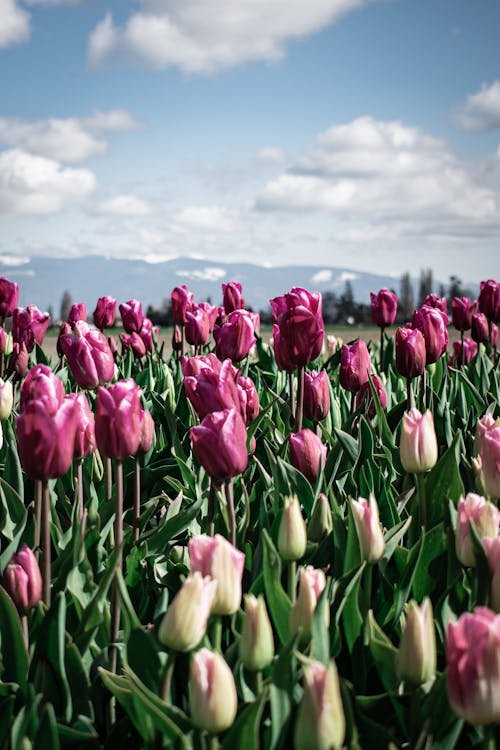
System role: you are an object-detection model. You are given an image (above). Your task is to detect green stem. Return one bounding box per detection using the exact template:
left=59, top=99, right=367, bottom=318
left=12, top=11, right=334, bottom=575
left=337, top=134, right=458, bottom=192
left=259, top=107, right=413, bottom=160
left=406, top=377, right=414, bottom=411
left=288, top=560, right=297, bottom=604
left=415, top=472, right=427, bottom=530
left=255, top=670, right=264, bottom=696
left=361, top=564, right=373, bottom=622
left=224, top=479, right=236, bottom=547
left=211, top=616, right=223, bottom=652
left=288, top=371, right=295, bottom=423
left=110, top=459, right=124, bottom=674
left=209, top=736, right=220, bottom=750
left=207, top=480, right=217, bottom=536
left=482, top=725, right=496, bottom=750
left=132, top=457, right=140, bottom=544
left=41, top=480, right=51, bottom=608
left=75, top=458, right=83, bottom=523
left=34, top=479, right=42, bottom=550
left=294, top=366, right=304, bottom=432
left=379, top=327, right=385, bottom=372
left=105, top=457, right=113, bottom=502
left=160, top=651, right=176, bottom=703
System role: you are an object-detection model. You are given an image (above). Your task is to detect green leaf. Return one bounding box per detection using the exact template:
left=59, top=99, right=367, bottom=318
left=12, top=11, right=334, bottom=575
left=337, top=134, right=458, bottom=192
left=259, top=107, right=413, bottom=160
left=35, top=703, right=60, bottom=750
left=334, top=428, right=359, bottom=465
left=0, top=479, right=27, bottom=574
left=142, top=495, right=203, bottom=553
left=262, top=529, right=292, bottom=646
left=126, top=628, right=162, bottom=692
left=310, top=585, right=330, bottom=665
left=426, top=432, right=464, bottom=528
left=270, top=634, right=299, bottom=750
left=1, top=420, right=24, bottom=502
left=222, top=692, right=266, bottom=750
left=0, top=586, right=28, bottom=696
left=366, top=611, right=398, bottom=692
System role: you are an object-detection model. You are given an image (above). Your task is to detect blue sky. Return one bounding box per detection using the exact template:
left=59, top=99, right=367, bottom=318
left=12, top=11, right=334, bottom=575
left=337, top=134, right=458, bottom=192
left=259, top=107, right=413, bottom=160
left=1, top=0, right=499, bottom=287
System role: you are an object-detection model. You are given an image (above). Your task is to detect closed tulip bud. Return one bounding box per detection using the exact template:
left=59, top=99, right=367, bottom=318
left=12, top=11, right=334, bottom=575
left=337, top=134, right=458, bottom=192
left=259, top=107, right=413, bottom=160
left=270, top=287, right=324, bottom=370
left=478, top=279, right=500, bottom=323
left=185, top=306, right=210, bottom=346
left=479, top=427, right=500, bottom=500
left=158, top=572, right=218, bottom=652
left=184, top=358, right=241, bottom=420
left=188, top=534, right=245, bottom=615
left=172, top=324, right=183, bottom=351
left=93, top=296, right=116, bottom=330
left=423, top=294, right=449, bottom=324
left=0, top=378, right=13, bottom=420
left=483, top=538, right=500, bottom=613
left=446, top=607, right=500, bottom=725
left=474, top=414, right=500, bottom=457
left=214, top=310, right=255, bottom=363
left=395, top=327, right=426, bottom=379
left=412, top=306, right=448, bottom=364
left=290, top=566, right=328, bottom=642
left=289, top=429, right=327, bottom=485
left=278, top=495, right=307, bottom=561
left=95, top=379, right=142, bottom=459
left=20, top=364, right=65, bottom=415
left=189, top=649, right=238, bottom=734
left=355, top=373, right=387, bottom=416
left=12, top=305, right=50, bottom=352
left=400, top=408, right=438, bottom=474
left=60, top=321, right=115, bottom=389
left=294, top=659, right=345, bottom=750
left=339, top=341, right=371, bottom=393
left=222, top=281, right=245, bottom=315
left=120, top=331, right=147, bottom=358
left=119, top=299, right=144, bottom=334
left=68, top=302, right=87, bottom=327
left=492, top=323, right=498, bottom=348
left=396, top=598, right=436, bottom=685
left=303, top=370, right=330, bottom=421
left=8, top=342, right=29, bottom=378
left=138, top=409, right=154, bottom=454
left=471, top=312, right=489, bottom=344
left=67, top=392, right=96, bottom=459
left=0, top=276, right=19, bottom=319
left=236, top=375, right=259, bottom=425
left=455, top=493, right=500, bottom=567
left=2, top=545, right=42, bottom=612
left=351, top=494, right=385, bottom=564
left=171, top=285, right=194, bottom=325
left=239, top=594, right=275, bottom=671
left=449, top=338, right=477, bottom=368
left=370, top=288, right=398, bottom=328
left=452, top=297, right=477, bottom=331
left=308, top=493, right=333, bottom=543
left=191, top=408, right=248, bottom=480
left=0, top=327, right=6, bottom=354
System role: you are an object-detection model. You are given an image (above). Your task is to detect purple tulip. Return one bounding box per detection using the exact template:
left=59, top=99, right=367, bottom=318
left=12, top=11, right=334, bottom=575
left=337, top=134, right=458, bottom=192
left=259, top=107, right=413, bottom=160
left=452, top=297, right=477, bottom=332
left=16, top=395, right=79, bottom=479
left=370, top=288, right=398, bottom=328
left=190, top=408, right=248, bottom=480
left=0, top=277, right=19, bottom=320
left=138, top=409, right=155, bottom=454
left=171, top=285, right=194, bottom=325
left=412, top=306, right=448, bottom=364
left=8, top=342, right=29, bottom=378
left=20, top=364, right=65, bottom=416
left=12, top=305, right=50, bottom=352
left=121, top=331, right=147, bottom=358
left=66, top=392, right=96, bottom=459
left=139, top=317, right=154, bottom=352
left=0, top=327, right=6, bottom=354
left=185, top=306, right=211, bottom=346
left=93, top=296, right=117, bottom=330
left=60, top=321, right=115, bottom=389
left=339, top=341, right=372, bottom=393
left=236, top=375, right=260, bottom=425
left=355, top=374, right=387, bottom=416
left=270, top=287, right=324, bottom=370
left=184, top=358, right=241, bottom=420
left=222, top=282, right=245, bottom=315
left=478, top=279, right=500, bottom=323
left=395, top=327, right=426, bottom=378
left=197, top=301, right=219, bottom=332
left=95, top=379, right=142, bottom=460
left=181, top=352, right=224, bottom=378
left=68, top=302, right=87, bottom=327
left=493, top=323, right=498, bottom=348
left=471, top=312, right=489, bottom=344
left=303, top=370, right=330, bottom=421
left=449, top=338, right=478, bottom=368
left=289, top=429, right=327, bottom=484
left=213, top=310, right=256, bottom=363
left=2, top=545, right=42, bottom=612
left=119, top=299, right=144, bottom=334
left=422, top=294, right=449, bottom=325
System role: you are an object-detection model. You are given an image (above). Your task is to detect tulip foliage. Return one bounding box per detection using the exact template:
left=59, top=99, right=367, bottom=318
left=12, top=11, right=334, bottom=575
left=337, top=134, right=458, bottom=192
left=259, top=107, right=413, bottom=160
left=0, top=274, right=499, bottom=749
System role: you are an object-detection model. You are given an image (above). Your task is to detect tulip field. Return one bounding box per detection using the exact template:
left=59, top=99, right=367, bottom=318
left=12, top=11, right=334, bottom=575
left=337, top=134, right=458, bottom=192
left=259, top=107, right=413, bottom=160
left=0, top=277, right=500, bottom=749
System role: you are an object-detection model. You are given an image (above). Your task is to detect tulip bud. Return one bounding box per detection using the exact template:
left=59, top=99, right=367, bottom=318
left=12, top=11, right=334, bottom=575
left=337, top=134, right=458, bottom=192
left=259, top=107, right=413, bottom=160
left=478, top=279, right=500, bottom=323
left=412, top=306, right=448, bottom=364
left=471, top=312, right=489, bottom=344
left=185, top=306, right=210, bottom=347
left=189, top=648, right=238, bottom=734
left=68, top=302, right=87, bottom=327
left=222, top=281, right=245, bottom=315
left=213, top=310, right=256, bottom=363
left=158, top=572, right=218, bottom=652
left=119, top=299, right=144, bottom=334
left=307, top=493, right=333, bottom=543
left=452, top=297, right=477, bottom=332
left=294, top=659, right=345, bottom=750
left=289, top=566, right=328, bottom=642
left=93, top=296, right=117, bottom=330
left=67, top=392, right=96, bottom=459
left=483, top=538, right=500, bottom=613
left=303, top=370, right=330, bottom=421
left=190, top=408, right=248, bottom=481
left=237, top=375, right=260, bottom=425
left=351, top=494, right=385, bottom=564
left=396, top=598, right=436, bottom=685
left=395, top=327, right=426, bottom=379
left=0, top=378, right=13, bottom=420
left=479, top=427, right=500, bottom=500
left=171, top=285, right=194, bottom=325
left=138, top=409, right=154, bottom=454
left=270, top=287, right=324, bottom=370
left=239, top=594, right=275, bottom=671
left=0, top=276, right=19, bottom=319
left=2, top=545, right=42, bottom=612
left=278, top=495, right=307, bottom=561
left=289, top=429, right=327, bottom=485
left=172, top=324, right=183, bottom=351
left=370, top=288, right=398, bottom=328
left=8, top=342, right=29, bottom=378
left=339, top=341, right=371, bottom=393
left=188, top=534, right=245, bottom=616
left=423, top=293, right=449, bottom=323
left=400, top=408, right=438, bottom=474
left=455, top=493, right=500, bottom=567
left=95, top=379, right=142, bottom=460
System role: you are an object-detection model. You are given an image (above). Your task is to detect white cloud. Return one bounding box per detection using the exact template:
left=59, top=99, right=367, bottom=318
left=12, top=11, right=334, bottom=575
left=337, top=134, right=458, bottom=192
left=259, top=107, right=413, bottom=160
left=172, top=205, right=242, bottom=232
left=255, top=116, right=500, bottom=242
left=24, top=0, right=80, bottom=5
left=177, top=267, right=226, bottom=282
left=257, top=146, right=287, bottom=163
left=0, top=110, right=141, bottom=163
left=0, top=0, right=31, bottom=48
left=98, top=194, right=153, bottom=216
left=0, top=149, right=96, bottom=215
left=88, top=0, right=367, bottom=73
left=311, top=269, right=332, bottom=283
left=0, top=254, right=30, bottom=266
left=456, top=80, right=500, bottom=130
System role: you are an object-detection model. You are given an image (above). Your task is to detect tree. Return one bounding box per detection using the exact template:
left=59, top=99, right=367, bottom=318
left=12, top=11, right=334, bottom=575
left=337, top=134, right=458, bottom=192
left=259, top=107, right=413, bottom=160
left=59, top=290, right=72, bottom=323
left=418, top=268, right=433, bottom=307
left=399, top=272, right=415, bottom=321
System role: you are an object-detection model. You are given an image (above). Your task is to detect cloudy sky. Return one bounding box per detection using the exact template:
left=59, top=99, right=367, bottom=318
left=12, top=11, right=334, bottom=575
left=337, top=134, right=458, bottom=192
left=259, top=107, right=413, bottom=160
left=1, top=0, right=499, bottom=285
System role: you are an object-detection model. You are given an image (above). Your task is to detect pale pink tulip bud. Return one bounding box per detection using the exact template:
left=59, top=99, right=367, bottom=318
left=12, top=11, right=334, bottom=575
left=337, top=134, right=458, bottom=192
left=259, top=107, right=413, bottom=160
left=294, top=659, right=345, bottom=750
left=188, top=534, right=245, bottom=616
left=479, top=427, right=500, bottom=500
left=289, top=566, right=329, bottom=643
left=189, top=648, right=238, bottom=734
left=455, top=493, right=500, bottom=567
left=396, top=598, right=436, bottom=685
left=239, top=594, right=275, bottom=671
left=474, top=414, right=500, bottom=457
left=483, top=538, right=500, bottom=613
left=400, top=408, right=438, bottom=473
left=0, top=378, right=13, bottom=420
left=351, top=494, right=385, bottom=564
left=2, top=545, right=42, bottom=612
left=278, top=495, right=307, bottom=561
left=158, top=572, right=218, bottom=652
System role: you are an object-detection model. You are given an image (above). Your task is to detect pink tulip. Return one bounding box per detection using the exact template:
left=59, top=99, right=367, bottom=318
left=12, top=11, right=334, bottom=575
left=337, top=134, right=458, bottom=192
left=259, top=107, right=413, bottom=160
left=158, top=573, right=218, bottom=652
left=474, top=414, right=500, bottom=458
left=483, top=538, right=500, bottom=613
left=119, top=299, right=144, bottom=334
left=12, top=305, right=50, bottom=352
left=478, top=279, right=500, bottom=323
left=222, top=281, right=245, bottom=315
left=289, top=565, right=328, bottom=641
left=395, top=327, right=426, bottom=378
left=139, top=317, right=154, bottom=352
left=20, top=364, right=65, bottom=416
left=0, top=327, right=6, bottom=354
left=351, top=494, right=385, bottom=563
left=412, top=306, right=448, bottom=364
left=303, top=370, right=330, bottom=421
left=2, top=545, right=42, bottom=612
left=422, top=294, right=449, bottom=324
left=95, top=379, right=142, bottom=460
left=477, top=427, right=500, bottom=500
left=185, top=306, right=210, bottom=346
left=270, top=287, right=324, bottom=370
left=455, top=493, right=500, bottom=567
left=400, top=408, right=438, bottom=474
left=190, top=408, right=248, bottom=480
left=189, top=534, right=245, bottom=615
left=8, top=342, right=29, bottom=378
left=121, top=331, right=147, bottom=358
left=93, top=296, right=117, bottom=330
left=452, top=297, right=477, bottom=332
left=237, top=374, right=260, bottom=425
left=492, top=323, right=498, bottom=348
left=0, top=276, right=19, bottom=319
left=213, top=309, right=255, bottom=363
left=446, top=607, right=500, bottom=725
left=67, top=392, right=96, bottom=459
left=355, top=373, right=387, bottom=416
left=448, top=338, right=477, bottom=368
left=339, top=341, right=371, bottom=393
left=184, top=358, right=241, bottom=420
left=370, top=288, right=398, bottom=328
left=171, top=285, right=194, bottom=325
left=197, top=301, right=219, bottom=332
left=68, top=302, right=87, bottom=327
left=189, top=649, right=238, bottom=733
left=471, top=312, right=489, bottom=344
left=59, top=321, right=115, bottom=389
left=181, top=353, right=223, bottom=378
left=138, top=409, right=155, bottom=454
left=289, top=428, right=327, bottom=484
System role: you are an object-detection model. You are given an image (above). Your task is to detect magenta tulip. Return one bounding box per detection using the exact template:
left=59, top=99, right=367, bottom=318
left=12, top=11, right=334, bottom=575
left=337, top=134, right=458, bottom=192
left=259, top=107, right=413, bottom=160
left=8, top=342, right=28, bottom=378
left=422, top=294, right=449, bottom=324
left=60, top=321, right=115, bottom=389
left=184, top=358, right=241, bottom=420
left=303, top=370, right=330, bottom=421
left=448, top=338, right=477, bottom=368
left=119, top=299, right=144, bottom=334
left=93, top=296, right=116, bottom=330
left=181, top=353, right=223, bottom=378
left=289, top=428, right=327, bottom=484
left=213, top=310, right=255, bottom=363
left=12, top=305, right=50, bottom=352
left=68, top=302, right=87, bottom=327
left=185, top=306, right=210, bottom=346
left=478, top=279, right=500, bottom=323
left=222, top=281, right=245, bottom=315
left=95, top=379, right=142, bottom=460
left=339, top=341, right=371, bottom=393
left=370, top=288, right=398, bottom=328
left=121, top=331, right=147, bottom=358
left=471, top=312, right=489, bottom=344
left=412, top=306, right=448, bottom=364
left=2, top=545, right=42, bottom=612
left=237, top=375, right=260, bottom=425
left=171, top=285, right=194, bottom=325
left=138, top=317, right=154, bottom=352
left=67, top=392, right=96, bottom=459
left=355, top=374, right=387, bottom=416
left=0, top=277, right=19, bottom=320
left=492, top=323, right=498, bottom=348
left=0, top=327, right=6, bottom=354
left=452, top=297, right=477, bottom=332
left=20, top=364, right=65, bottom=416
left=395, top=327, right=426, bottom=378
left=138, top=409, right=155, bottom=454
left=270, top=287, right=324, bottom=370
left=190, top=408, right=248, bottom=480
left=197, top=301, right=219, bottom=332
